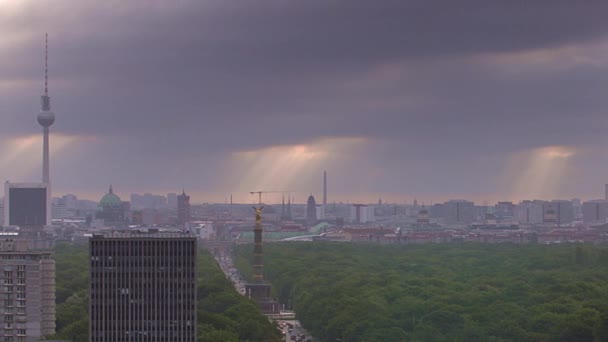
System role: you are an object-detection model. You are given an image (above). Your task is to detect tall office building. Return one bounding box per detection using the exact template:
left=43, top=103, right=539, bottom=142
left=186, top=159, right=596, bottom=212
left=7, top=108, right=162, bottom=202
left=582, top=200, right=608, bottom=224
left=545, top=200, right=575, bottom=226
left=0, top=237, right=55, bottom=341
left=514, top=200, right=544, bottom=225
left=350, top=204, right=375, bottom=223
left=177, top=190, right=191, bottom=225
left=167, top=193, right=178, bottom=208
left=315, top=205, right=325, bottom=220
left=444, top=200, right=475, bottom=225
left=89, top=230, right=197, bottom=342
left=4, top=182, right=49, bottom=229
left=0, top=198, right=4, bottom=227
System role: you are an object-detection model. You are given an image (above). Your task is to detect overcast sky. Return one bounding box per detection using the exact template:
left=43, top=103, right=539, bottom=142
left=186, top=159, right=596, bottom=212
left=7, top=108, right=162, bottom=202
left=2, top=1, right=608, bottom=204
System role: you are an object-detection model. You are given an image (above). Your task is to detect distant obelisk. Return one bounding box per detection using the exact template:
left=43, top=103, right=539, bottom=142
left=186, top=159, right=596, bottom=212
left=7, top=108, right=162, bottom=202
left=38, top=34, right=55, bottom=226
left=323, top=170, right=327, bottom=207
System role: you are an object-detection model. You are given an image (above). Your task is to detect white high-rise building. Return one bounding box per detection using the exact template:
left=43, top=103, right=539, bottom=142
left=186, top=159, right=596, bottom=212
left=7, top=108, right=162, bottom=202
left=546, top=200, right=575, bottom=226
left=316, top=204, right=325, bottom=220
left=350, top=204, right=374, bottom=223
left=514, top=200, right=545, bottom=225
left=443, top=200, right=475, bottom=225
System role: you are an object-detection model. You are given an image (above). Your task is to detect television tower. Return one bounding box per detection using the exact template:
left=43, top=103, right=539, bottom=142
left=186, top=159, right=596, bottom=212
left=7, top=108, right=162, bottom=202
left=38, top=33, right=55, bottom=184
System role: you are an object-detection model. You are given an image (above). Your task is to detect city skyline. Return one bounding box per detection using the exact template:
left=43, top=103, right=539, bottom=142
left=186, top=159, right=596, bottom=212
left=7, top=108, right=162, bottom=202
left=3, top=2, right=608, bottom=202
left=33, top=186, right=608, bottom=207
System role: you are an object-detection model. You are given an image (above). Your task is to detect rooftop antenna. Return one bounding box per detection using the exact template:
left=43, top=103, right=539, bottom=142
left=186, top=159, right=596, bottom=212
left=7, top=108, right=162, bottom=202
left=41, top=33, right=50, bottom=111
left=44, top=34, right=48, bottom=94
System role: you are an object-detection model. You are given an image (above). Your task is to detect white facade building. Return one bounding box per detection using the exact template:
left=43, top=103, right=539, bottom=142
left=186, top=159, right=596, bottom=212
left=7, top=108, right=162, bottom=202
left=514, top=200, right=545, bottom=225
left=316, top=205, right=325, bottom=220
left=350, top=205, right=375, bottom=223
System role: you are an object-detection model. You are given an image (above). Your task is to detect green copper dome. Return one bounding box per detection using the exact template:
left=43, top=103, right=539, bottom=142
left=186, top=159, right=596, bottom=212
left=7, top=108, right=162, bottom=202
left=99, top=185, right=122, bottom=207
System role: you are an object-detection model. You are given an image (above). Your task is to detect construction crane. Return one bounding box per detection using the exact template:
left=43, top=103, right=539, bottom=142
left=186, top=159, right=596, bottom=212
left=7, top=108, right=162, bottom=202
left=249, top=190, right=292, bottom=208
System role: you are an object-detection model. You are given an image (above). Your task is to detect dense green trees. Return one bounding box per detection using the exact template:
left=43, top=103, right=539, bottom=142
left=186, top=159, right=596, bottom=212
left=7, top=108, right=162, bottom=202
left=235, top=242, right=608, bottom=341
left=196, top=249, right=281, bottom=342
left=47, top=243, right=280, bottom=342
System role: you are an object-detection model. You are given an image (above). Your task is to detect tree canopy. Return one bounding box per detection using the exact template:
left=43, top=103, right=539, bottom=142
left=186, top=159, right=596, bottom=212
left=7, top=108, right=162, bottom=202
left=235, top=242, right=608, bottom=341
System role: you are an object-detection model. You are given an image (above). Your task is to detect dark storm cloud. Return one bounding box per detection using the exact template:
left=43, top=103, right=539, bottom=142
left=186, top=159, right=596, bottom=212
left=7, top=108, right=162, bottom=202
left=3, top=0, right=608, bottom=200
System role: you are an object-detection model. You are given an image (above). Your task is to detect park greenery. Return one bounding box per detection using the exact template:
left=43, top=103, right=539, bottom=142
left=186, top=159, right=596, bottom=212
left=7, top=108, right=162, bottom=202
left=46, top=242, right=280, bottom=342
left=235, top=242, right=608, bottom=341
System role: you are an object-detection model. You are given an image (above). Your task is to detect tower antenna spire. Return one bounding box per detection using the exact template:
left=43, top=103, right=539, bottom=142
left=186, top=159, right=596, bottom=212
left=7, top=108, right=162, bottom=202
left=45, top=33, right=48, bottom=96
left=41, top=33, right=51, bottom=112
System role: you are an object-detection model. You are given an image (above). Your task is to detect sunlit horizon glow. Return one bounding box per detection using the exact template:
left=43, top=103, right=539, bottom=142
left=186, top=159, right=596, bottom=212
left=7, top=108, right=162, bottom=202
left=51, top=143, right=600, bottom=205
left=501, top=145, right=576, bottom=201
left=0, top=133, right=96, bottom=183
left=229, top=137, right=367, bottom=196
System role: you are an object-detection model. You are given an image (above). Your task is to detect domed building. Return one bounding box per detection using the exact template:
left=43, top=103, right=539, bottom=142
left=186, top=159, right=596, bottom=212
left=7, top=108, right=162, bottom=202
left=306, top=195, right=317, bottom=223
left=97, top=185, right=128, bottom=226
left=544, top=204, right=557, bottom=225
left=416, top=206, right=430, bottom=225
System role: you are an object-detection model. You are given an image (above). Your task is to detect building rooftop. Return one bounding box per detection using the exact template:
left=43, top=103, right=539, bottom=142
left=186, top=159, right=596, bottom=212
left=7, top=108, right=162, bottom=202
left=91, top=229, right=195, bottom=240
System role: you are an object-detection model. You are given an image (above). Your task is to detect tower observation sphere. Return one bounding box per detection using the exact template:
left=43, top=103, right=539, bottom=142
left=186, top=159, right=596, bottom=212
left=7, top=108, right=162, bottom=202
left=38, top=111, right=55, bottom=128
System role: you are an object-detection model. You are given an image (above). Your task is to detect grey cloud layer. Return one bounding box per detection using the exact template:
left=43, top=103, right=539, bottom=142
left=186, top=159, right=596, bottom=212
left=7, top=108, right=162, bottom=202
left=2, top=1, right=608, bottom=199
